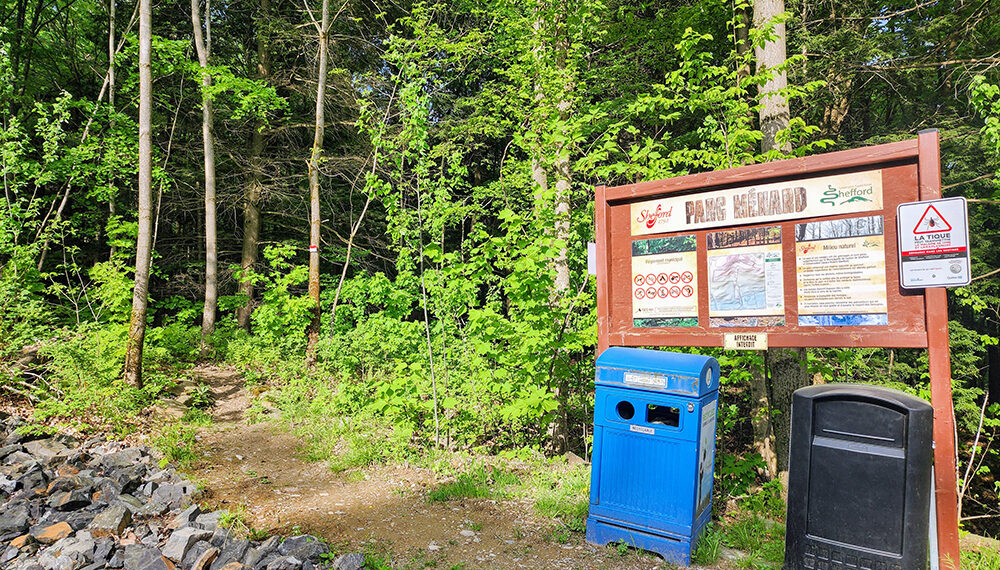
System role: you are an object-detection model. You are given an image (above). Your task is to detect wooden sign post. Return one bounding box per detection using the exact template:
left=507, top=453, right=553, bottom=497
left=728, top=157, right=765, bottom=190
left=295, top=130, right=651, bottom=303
left=595, top=130, right=961, bottom=568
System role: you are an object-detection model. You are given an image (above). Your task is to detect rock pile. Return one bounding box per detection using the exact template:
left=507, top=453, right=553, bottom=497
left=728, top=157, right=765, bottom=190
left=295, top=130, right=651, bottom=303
left=0, top=413, right=366, bottom=570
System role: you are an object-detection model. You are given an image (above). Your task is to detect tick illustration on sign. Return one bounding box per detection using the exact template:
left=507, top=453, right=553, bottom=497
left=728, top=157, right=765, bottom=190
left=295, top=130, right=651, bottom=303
left=914, top=205, right=952, bottom=234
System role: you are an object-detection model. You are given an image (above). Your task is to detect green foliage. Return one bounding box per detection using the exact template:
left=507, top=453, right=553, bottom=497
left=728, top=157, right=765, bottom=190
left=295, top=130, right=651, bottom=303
left=152, top=424, right=199, bottom=468
left=427, top=464, right=520, bottom=502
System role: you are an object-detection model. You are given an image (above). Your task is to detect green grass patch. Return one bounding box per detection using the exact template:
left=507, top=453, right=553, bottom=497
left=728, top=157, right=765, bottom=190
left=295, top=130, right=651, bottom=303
left=722, top=514, right=785, bottom=569
left=427, top=464, right=520, bottom=502
left=964, top=546, right=1000, bottom=570
left=152, top=423, right=199, bottom=468
left=528, top=462, right=590, bottom=532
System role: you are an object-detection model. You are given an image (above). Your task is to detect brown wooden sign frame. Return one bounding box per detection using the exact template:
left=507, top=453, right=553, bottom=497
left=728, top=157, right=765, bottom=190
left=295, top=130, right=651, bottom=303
left=595, top=131, right=960, bottom=568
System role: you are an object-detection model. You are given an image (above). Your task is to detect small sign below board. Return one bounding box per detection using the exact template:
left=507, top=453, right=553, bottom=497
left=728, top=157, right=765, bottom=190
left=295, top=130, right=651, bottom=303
left=897, top=197, right=970, bottom=289
left=723, top=332, right=768, bottom=351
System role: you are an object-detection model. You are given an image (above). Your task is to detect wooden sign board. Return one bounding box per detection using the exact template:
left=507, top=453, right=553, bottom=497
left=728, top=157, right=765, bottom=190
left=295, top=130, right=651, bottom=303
left=595, top=131, right=960, bottom=568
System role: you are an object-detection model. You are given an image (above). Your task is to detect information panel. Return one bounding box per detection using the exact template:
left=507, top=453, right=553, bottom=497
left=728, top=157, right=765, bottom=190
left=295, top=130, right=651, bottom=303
left=594, top=132, right=960, bottom=569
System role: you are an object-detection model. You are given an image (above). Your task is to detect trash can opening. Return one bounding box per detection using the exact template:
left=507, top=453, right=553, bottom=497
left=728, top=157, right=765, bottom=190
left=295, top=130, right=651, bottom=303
left=616, top=401, right=635, bottom=420
left=647, top=404, right=679, bottom=427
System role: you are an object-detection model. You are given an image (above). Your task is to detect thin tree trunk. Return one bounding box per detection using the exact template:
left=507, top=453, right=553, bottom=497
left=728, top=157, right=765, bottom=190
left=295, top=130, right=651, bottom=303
left=237, top=0, right=271, bottom=331
left=192, top=0, right=217, bottom=353
left=751, top=362, right=778, bottom=478
left=544, top=3, right=573, bottom=456
left=108, top=0, right=117, bottom=261
left=123, top=0, right=153, bottom=389
left=305, top=0, right=330, bottom=365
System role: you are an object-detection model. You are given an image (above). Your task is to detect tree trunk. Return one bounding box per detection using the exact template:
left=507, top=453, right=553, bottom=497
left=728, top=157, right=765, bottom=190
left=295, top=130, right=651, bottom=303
left=237, top=0, right=271, bottom=331
left=192, top=0, right=218, bottom=354
left=754, top=0, right=791, bottom=153
left=123, top=0, right=153, bottom=389
left=750, top=365, right=778, bottom=479
left=305, top=0, right=330, bottom=366
left=754, top=0, right=809, bottom=486
left=108, top=0, right=117, bottom=261
left=766, top=346, right=807, bottom=478
left=543, top=2, right=573, bottom=456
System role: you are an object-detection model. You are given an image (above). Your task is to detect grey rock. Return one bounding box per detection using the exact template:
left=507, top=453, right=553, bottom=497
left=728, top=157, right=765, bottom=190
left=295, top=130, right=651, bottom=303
left=209, top=527, right=232, bottom=547
left=162, top=527, right=213, bottom=562
left=278, top=535, right=330, bottom=561
left=276, top=536, right=327, bottom=559
left=333, top=553, right=365, bottom=570
left=115, top=495, right=144, bottom=512
left=193, top=511, right=221, bottom=532
left=23, top=439, right=69, bottom=460
left=252, top=554, right=278, bottom=570
left=100, top=449, right=143, bottom=470
left=0, top=445, right=23, bottom=461
left=264, top=556, right=302, bottom=570
left=181, top=541, right=214, bottom=570
left=109, top=466, right=145, bottom=495
left=88, top=504, right=132, bottom=538
left=48, top=511, right=97, bottom=531
left=36, top=550, right=75, bottom=570
left=134, top=501, right=169, bottom=518
left=53, top=535, right=96, bottom=563
left=243, top=537, right=279, bottom=569
left=209, top=539, right=249, bottom=570
left=151, top=484, right=192, bottom=510
left=108, top=548, right=124, bottom=568
left=123, top=545, right=172, bottom=570
left=16, top=464, right=48, bottom=491
left=0, top=474, right=19, bottom=494
left=47, top=475, right=95, bottom=495
left=48, top=488, right=91, bottom=511
left=170, top=505, right=201, bottom=529
left=93, top=538, right=115, bottom=564
left=0, top=504, right=30, bottom=534
left=2, top=544, right=20, bottom=564
left=5, top=451, right=35, bottom=466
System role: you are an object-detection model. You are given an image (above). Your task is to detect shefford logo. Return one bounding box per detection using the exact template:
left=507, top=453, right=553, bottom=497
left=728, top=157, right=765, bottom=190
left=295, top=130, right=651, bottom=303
left=635, top=204, right=673, bottom=229
left=821, top=184, right=874, bottom=206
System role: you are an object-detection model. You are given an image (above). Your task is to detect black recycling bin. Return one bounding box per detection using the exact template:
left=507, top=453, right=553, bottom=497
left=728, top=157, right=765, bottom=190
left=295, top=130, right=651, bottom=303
left=785, top=384, right=933, bottom=570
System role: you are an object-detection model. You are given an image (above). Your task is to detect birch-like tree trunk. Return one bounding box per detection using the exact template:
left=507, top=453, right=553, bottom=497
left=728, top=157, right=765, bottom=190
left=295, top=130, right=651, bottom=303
left=123, top=0, right=153, bottom=388
left=755, top=0, right=808, bottom=486
left=192, top=0, right=218, bottom=353
left=754, top=0, right=791, bottom=153
left=305, top=0, right=330, bottom=365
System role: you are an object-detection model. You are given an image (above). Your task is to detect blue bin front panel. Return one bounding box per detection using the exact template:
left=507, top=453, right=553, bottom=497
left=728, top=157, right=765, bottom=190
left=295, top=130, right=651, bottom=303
left=589, top=385, right=719, bottom=538
left=595, top=347, right=720, bottom=397
left=591, top=426, right=697, bottom=535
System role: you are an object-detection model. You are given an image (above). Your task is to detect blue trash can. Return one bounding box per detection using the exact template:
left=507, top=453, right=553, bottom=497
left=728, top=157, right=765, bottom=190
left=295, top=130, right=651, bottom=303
left=586, top=347, right=720, bottom=565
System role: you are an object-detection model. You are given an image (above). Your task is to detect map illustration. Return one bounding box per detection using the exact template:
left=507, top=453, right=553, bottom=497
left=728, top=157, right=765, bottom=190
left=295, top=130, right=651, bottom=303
left=709, top=253, right=767, bottom=311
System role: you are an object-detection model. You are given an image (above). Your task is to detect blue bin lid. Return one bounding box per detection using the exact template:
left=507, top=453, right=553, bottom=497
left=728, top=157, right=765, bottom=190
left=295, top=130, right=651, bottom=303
left=596, top=347, right=720, bottom=396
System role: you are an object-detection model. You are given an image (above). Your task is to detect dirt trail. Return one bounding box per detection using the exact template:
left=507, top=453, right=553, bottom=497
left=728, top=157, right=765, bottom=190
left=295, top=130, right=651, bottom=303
left=185, top=364, right=722, bottom=569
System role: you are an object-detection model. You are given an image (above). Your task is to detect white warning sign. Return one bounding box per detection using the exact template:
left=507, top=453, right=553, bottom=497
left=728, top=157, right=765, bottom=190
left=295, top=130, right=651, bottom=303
left=897, top=197, right=970, bottom=289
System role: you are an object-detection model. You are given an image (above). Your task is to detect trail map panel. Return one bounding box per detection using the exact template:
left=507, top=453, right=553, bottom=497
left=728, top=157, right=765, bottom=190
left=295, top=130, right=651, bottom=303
left=795, top=216, right=888, bottom=326
left=631, top=235, right=698, bottom=327
left=706, top=226, right=784, bottom=327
